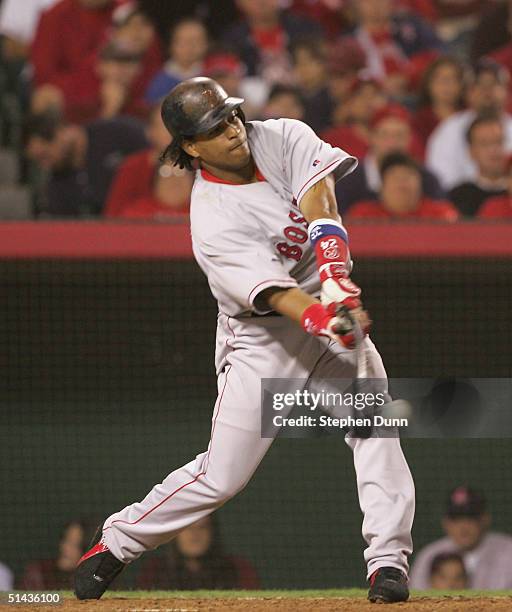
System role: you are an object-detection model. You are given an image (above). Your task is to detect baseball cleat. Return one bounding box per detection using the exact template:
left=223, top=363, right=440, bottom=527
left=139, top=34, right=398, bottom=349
left=368, top=567, right=409, bottom=603
left=74, top=526, right=125, bottom=599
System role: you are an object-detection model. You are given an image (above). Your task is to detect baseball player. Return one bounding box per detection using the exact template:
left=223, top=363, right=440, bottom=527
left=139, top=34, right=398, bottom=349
left=75, top=77, right=415, bottom=603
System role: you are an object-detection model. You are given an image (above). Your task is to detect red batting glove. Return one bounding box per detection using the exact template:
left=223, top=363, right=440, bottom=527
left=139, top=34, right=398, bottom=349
left=301, top=302, right=359, bottom=349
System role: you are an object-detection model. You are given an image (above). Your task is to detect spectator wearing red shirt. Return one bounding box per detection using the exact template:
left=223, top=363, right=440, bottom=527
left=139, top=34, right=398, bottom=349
left=348, top=152, right=458, bottom=220
left=30, top=0, right=117, bottom=113
left=136, top=515, right=259, bottom=590
left=413, top=55, right=467, bottom=150
left=322, top=77, right=387, bottom=160
left=31, top=0, right=163, bottom=122
left=478, top=154, right=512, bottom=219
left=104, top=104, right=192, bottom=219
left=335, top=104, right=444, bottom=212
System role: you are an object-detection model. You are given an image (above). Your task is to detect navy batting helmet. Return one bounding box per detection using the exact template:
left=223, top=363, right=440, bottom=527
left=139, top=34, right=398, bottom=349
left=160, top=77, right=245, bottom=169
left=161, top=77, right=244, bottom=139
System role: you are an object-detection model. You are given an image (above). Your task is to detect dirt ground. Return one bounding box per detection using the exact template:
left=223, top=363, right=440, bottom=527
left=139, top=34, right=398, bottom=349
left=3, top=596, right=512, bottom=612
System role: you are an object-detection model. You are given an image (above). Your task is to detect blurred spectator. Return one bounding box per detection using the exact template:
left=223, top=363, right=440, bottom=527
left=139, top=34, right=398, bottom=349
left=30, top=0, right=118, bottom=114
left=25, top=109, right=147, bottom=216
left=290, top=0, right=350, bottom=39
left=471, top=0, right=512, bottom=61
left=449, top=113, right=508, bottom=216
left=336, top=104, right=444, bottom=212
left=410, top=486, right=512, bottom=589
left=0, top=0, right=57, bottom=61
left=290, top=36, right=333, bottom=132
left=20, top=519, right=95, bottom=590
left=402, top=0, right=489, bottom=56
left=326, top=38, right=368, bottom=108
left=104, top=104, right=192, bottom=219
left=145, top=17, right=209, bottom=105
left=263, top=84, right=305, bottom=121
left=344, top=0, right=444, bottom=99
left=203, top=50, right=261, bottom=119
left=221, top=0, right=320, bottom=84
left=139, top=0, right=237, bottom=40
left=322, top=77, right=387, bottom=159
left=136, top=516, right=259, bottom=590
left=413, top=55, right=467, bottom=150
left=348, top=152, right=458, bottom=220
left=429, top=552, right=468, bottom=590
left=478, top=153, right=512, bottom=218
left=0, top=560, right=14, bottom=591
left=426, top=58, right=512, bottom=190
left=32, top=2, right=163, bottom=122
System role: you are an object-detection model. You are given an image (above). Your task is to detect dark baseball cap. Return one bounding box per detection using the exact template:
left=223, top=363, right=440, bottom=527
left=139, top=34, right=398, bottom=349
left=446, top=486, right=486, bottom=518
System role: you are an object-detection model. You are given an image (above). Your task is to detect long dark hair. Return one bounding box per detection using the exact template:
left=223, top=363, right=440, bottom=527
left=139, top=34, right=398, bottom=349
left=161, top=515, right=238, bottom=590
left=418, top=55, right=467, bottom=109
left=159, top=107, right=247, bottom=171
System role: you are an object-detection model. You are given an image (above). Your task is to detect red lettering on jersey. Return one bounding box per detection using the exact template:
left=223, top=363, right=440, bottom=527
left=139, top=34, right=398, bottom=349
left=288, top=211, right=308, bottom=227
left=284, top=226, right=307, bottom=244
left=277, top=242, right=302, bottom=261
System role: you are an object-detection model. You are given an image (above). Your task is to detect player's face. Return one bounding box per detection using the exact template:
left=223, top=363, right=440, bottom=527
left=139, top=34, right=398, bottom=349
left=184, top=111, right=251, bottom=171
left=442, top=515, right=488, bottom=551
left=430, top=560, right=467, bottom=590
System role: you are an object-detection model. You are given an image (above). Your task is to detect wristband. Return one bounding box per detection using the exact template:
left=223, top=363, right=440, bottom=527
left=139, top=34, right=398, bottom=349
left=308, top=218, right=350, bottom=269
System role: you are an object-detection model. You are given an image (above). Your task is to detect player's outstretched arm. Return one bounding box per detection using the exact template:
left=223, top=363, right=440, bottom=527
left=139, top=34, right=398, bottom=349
left=299, top=174, right=371, bottom=347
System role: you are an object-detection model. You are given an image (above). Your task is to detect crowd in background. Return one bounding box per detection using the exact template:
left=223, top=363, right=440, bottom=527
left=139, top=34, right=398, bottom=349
left=2, top=485, right=511, bottom=591
left=2, top=0, right=512, bottom=220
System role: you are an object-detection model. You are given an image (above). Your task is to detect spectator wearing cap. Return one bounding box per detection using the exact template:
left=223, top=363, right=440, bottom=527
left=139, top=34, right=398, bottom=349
left=413, top=55, right=467, bottom=150
left=429, top=552, right=468, bottom=590
left=221, top=0, right=320, bottom=85
left=263, top=85, right=305, bottom=122
left=144, top=17, right=209, bottom=105
left=478, top=153, right=512, bottom=219
left=341, top=0, right=444, bottom=100
left=290, top=37, right=333, bottom=133
left=322, top=77, right=387, bottom=160
left=410, top=486, right=512, bottom=589
left=449, top=113, right=508, bottom=217
left=426, top=58, right=512, bottom=191
left=335, top=104, right=444, bottom=212
left=348, top=152, right=458, bottom=220
left=104, top=104, right=192, bottom=219
left=24, top=109, right=147, bottom=216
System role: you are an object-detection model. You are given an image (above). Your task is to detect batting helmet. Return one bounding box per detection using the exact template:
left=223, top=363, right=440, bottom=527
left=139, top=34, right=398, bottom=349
left=161, top=77, right=245, bottom=139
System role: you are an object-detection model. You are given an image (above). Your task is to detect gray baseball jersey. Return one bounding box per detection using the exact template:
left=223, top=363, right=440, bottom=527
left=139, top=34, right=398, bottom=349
left=190, top=118, right=357, bottom=317
left=102, top=118, right=415, bottom=580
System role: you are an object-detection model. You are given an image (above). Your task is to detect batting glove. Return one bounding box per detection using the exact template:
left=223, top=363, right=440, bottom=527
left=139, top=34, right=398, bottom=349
left=301, top=302, right=360, bottom=349
left=308, top=218, right=371, bottom=344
